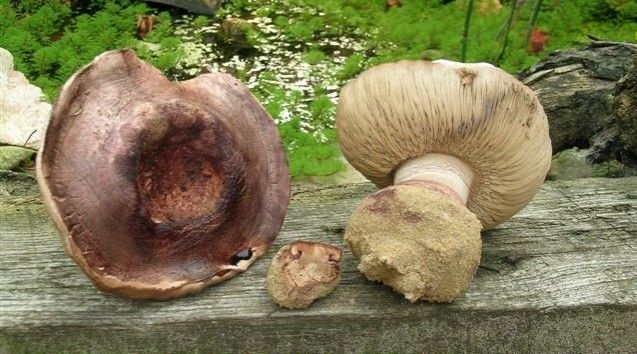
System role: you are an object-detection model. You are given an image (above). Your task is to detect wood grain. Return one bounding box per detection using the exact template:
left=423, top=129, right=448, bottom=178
left=1, top=175, right=636, bottom=353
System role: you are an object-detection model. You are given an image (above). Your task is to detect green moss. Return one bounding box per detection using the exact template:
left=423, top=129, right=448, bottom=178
left=337, top=53, right=366, bottom=80
left=285, top=20, right=316, bottom=42
left=592, top=160, right=637, bottom=178
left=303, top=49, right=326, bottom=65
left=547, top=148, right=593, bottom=181
left=253, top=74, right=344, bottom=178
left=0, top=146, right=36, bottom=171
left=0, top=0, right=181, bottom=100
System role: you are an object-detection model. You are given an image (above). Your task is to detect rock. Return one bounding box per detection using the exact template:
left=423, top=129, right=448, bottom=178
left=518, top=42, right=637, bottom=153
left=219, top=18, right=256, bottom=50
left=143, top=0, right=222, bottom=15
left=0, top=47, right=52, bottom=150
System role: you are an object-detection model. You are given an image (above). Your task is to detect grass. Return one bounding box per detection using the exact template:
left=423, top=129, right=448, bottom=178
left=1, top=0, right=635, bottom=178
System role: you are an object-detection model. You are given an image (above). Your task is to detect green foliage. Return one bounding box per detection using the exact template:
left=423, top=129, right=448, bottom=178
left=574, top=0, right=637, bottom=21
left=303, top=49, right=326, bottom=64
left=309, top=95, right=336, bottom=128
left=0, top=0, right=181, bottom=99
left=233, top=0, right=635, bottom=71
left=216, top=0, right=636, bottom=178
left=253, top=72, right=343, bottom=178
left=337, top=53, right=366, bottom=80
left=192, top=15, right=209, bottom=28
left=611, top=0, right=637, bottom=20
left=4, top=0, right=636, bottom=179
left=138, top=12, right=183, bottom=74
left=279, top=118, right=343, bottom=177
left=285, top=21, right=315, bottom=42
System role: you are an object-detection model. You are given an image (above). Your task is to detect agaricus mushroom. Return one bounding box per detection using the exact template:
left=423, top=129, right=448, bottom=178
left=336, top=60, right=551, bottom=302
left=36, top=50, right=290, bottom=299
left=267, top=241, right=342, bottom=309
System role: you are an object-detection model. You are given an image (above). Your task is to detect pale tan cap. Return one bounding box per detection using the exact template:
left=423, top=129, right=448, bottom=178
left=337, top=60, right=552, bottom=228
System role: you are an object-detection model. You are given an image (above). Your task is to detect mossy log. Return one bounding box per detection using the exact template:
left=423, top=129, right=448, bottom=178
left=1, top=173, right=636, bottom=353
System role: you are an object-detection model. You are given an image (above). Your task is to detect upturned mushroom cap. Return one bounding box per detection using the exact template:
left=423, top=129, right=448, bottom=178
left=267, top=241, right=342, bottom=309
left=337, top=60, right=552, bottom=228
left=36, top=50, right=290, bottom=299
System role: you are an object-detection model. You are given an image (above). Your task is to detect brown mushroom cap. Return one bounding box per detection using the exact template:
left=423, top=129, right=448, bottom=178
left=336, top=60, right=552, bottom=228
left=267, top=241, right=342, bottom=309
left=36, top=50, right=290, bottom=299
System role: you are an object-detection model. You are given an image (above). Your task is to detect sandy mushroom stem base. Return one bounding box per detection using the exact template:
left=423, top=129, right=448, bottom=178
left=344, top=184, right=482, bottom=302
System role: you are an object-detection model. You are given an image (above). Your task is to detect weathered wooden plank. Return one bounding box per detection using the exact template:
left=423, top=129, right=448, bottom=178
left=1, top=175, right=636, bottom=353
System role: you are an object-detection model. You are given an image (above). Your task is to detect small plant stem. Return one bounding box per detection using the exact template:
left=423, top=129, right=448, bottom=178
left=525, top=0, right=543, bottom=49
left=461, top=0, right=475, bottom=62
left=496, top=0, right=521, bottom=66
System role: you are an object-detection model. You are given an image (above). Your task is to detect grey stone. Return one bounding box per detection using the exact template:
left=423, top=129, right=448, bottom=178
left=0, top=47, right=52, bottom=150
left=143, top=0, right=223, bottom=15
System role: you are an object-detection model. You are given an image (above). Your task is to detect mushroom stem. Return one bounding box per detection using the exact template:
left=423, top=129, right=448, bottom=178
left=345, top=154, right=481, bottom=302
left=393, top=154, right=474, bottom=205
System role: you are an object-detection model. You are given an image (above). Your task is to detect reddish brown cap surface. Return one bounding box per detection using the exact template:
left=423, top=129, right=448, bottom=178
left=37, top=50, right=290, bottom=299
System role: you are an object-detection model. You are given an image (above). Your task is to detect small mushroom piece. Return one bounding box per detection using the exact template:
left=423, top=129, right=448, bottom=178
left=337, top=60, right=551, bottom=302
left=267, top=241, right=342, bottom=309
left=36, top=50, right=290, bottom=299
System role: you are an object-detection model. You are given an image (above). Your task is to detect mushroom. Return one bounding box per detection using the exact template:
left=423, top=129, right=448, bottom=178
left=267, top=241, right=342, bottom=309
left=36, top=50, right=290, bottom=299
left=336, top=60, right=551, bottom=302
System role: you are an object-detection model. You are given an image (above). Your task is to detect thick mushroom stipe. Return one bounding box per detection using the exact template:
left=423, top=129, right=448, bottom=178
left=337, top=59, right=551, bottom=302
left=346, top=185, right=481, bottom=302
left=36, top=50, right=290, bottom=299
left=267, top=241, right=342, bottom=309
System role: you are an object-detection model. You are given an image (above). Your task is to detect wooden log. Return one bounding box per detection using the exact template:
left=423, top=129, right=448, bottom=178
left=615, top=55, right=637, bottom=160
left=517, top=42, right=637, bottom=162
left=1, top=174, right=636, bottom=353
